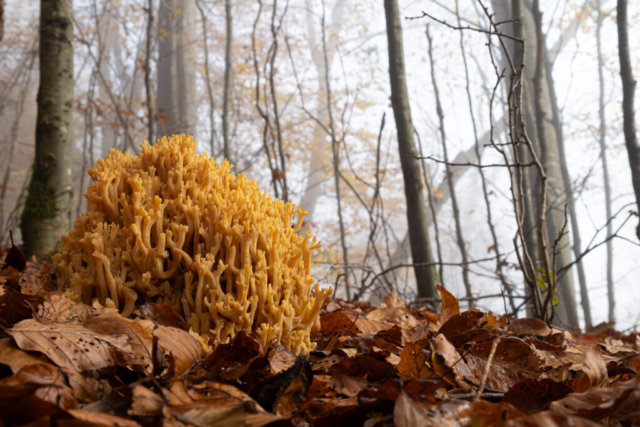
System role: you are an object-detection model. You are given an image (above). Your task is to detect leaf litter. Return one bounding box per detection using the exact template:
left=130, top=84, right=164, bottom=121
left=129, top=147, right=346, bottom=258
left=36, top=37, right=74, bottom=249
left=1, top=246, right=640, bottom=426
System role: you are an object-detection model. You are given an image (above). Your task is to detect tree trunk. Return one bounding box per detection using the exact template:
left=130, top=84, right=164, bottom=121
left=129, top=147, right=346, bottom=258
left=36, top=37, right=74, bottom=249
left=157, top=0, right=197, bottom=137
left=523, top=0, right=579, bottom=327
left=617, top=0, right=640, bottom=241
left=596, top=0, right=614, bottom=323
left=299, top=0, right=346, bottom=229
left=545, top=30, right=592, bottom=327
left=222, top=0, right=232, bottom=161
left=384, top=0, right=438, bottom=299
left=20, top=0, right=74, bottom=257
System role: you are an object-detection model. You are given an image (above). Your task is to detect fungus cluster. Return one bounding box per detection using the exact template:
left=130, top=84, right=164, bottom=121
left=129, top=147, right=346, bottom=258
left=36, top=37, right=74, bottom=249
left=53, top=135, right=331, bottom=353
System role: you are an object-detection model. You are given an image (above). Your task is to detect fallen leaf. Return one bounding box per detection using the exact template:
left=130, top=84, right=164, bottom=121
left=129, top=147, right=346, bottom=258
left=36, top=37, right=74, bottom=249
left=331, top=372, right=370, bottom=397
left=397, top=339, right=434, bottom=380
left=393, top=392, right=429, bottom=427
left=257, top=354, right=312, bottom=412
left=0, top=337, right=50, bottom=372
left=0, top=285, right=44, bottom=325
left=68, top=409, right=142, bottom=427
left=508, top=318, right=552, bottom=337
left=164, top=400, right=282, bottom=427
left=572, top=345, right=608, bottom=392
left=153, top=325, right=202, bottom=376
left=437, top=285, right=459, bottom=325
left=503, top=378, right=573, bottom=413
left=431, top=334, right=478, bottom=391
left=140, top=303, right=188, bottom=331
left=8, top=317, right=154, bottom=373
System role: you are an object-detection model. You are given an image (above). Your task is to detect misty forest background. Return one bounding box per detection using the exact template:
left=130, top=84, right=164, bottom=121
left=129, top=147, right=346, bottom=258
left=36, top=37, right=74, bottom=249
left=1, top=0, right=640, bottom=330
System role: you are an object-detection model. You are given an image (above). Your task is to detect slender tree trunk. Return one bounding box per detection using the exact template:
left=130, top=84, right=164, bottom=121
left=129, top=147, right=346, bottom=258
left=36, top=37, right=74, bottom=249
left=196, top=0, right=216, bottom=156
left=426, top=25, right=473, bottom=305
left=595, top=0, right=614, bottom=323
left=617, top=0, right=640, bottom=240
left=0, top=0, right=4, bottom=42
left=1, top=52, right=35, bottom=232
left=523, top=0, right=579, bottom=327
left=222, top=0, right=233, bottom=161
left=510, top=0, right=542, bottom=318
left=545, top=35, right=592, bottom=327
left=157, top=0, right=197, bottom=137
left=299, top=0, right=346, bottom=229
left=384, top=0, right=438, bottom=299
left=145, top=0, right=154, bottom=145
left=20, top=0, right=74, bottom=257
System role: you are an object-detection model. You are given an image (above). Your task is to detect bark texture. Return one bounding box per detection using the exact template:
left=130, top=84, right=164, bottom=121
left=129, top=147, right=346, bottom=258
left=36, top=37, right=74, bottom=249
left=222, top=0, right=233, bottom=161
left=617, top=0, right=640, bottom=241
left=20, top=0, right=75, bottom=257
left=384, top=0, right=438, bottom=299
left=157, top=0, right=197, bottom=137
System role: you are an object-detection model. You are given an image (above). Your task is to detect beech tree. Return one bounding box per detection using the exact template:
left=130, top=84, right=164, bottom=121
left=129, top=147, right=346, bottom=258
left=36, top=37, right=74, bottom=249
left=384, top=0, right=438, bottom=299
left=20, top=0, right=74, bottom=257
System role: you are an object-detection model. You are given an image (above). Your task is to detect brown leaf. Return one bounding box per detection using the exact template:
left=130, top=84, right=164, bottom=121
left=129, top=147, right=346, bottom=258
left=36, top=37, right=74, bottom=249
left=437, top=310, right=484, bottom=340
left=397, top=339, right=434, bottom=380
left=140, top=303, right=188, bottom=331
left=381, top=291, right=405, bottom=308
left=503, top=378, right=573, bottom=413
left=130, top=384, right=165, bottom=416
left=0, top=363, right=75, bottom=409
left=8, top=316, right=154, bottom=374
left=515, top=410, right=602, bottom=427
left=68, top=409, right=141, bottom=427
left=153, top=325, right=201, bottom=376
left=0, top=337, right=50, bottom=373
left=269, top=347, right=297, bottom=374
left=19, top=261, right=54, bottom=295
left=1, top=231, right=26, bottom=272
left=437, top=285, right=459, bottom=325
left=331, top=372, right=370, bottom=397
left=367, top=307, right=419, bottom=328
left=393, top=392, right=429, bottom=427
left=431, top=334, right=478, bottom=391
left=508, top=318, right=552, bottom=337
left=203, top=331, right=262, bottom=378
left=164, top=401, right=282, bottom=427
left=0, top=285, right=44, bottom=325
left=572, top=345, right=608, bottom=392
left=329, top=354, right=394, bottom=381
left=550, top=376, right=640, bottom=422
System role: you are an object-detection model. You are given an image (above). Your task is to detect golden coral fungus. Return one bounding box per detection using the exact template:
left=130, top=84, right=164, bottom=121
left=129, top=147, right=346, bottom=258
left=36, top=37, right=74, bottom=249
left=53, top=135, right=331, bottom=353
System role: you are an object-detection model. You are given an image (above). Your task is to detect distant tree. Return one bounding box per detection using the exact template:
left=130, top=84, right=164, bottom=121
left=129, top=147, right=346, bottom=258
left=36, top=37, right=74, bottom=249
left=157, top=0, right=197, bottom=137
left=617, top=0, right=640, bottom=241
left=20, top=0, right=74, bottom=257
left=384, top=0, right=438, bottom=299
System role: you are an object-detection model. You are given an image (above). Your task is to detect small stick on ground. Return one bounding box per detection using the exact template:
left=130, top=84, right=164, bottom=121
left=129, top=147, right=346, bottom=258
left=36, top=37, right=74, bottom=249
left=476, top=337, right=500, bottom=400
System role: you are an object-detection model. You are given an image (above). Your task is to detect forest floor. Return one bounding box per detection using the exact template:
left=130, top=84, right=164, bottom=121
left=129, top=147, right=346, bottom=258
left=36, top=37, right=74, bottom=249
left=0, top=243, right=638, bottom=427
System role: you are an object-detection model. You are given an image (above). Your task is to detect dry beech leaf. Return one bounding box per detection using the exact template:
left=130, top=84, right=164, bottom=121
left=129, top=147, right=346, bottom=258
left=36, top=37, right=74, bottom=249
left=68, top=409, right=141, bottom=427
left=431, top=334, right=478, bottom=391
left=393, top=392, right=429, bottom=427
left=269, top=347, right=297, bottom=374
left=0, top=363, right=76, bottom=409
left=130, top=384, right=165, bottom=417
left=66, top=368, right=111, bottom=403
left=331, top=372, right=370, bottom=397
left=508, top=318, right=552, bottom=337
left=503, top=378, right=573, bottom=413
left=8, top=317, right=154, bottom=373
left=572, top=345, right=608, bottom=392
left=0, top=337, right=50, bottom=373
left=0, top=285, right=44, bottom=325
left=437, top=285, right=459, bottom=325
left=382, top=291, right=405, bottom=308
left=163, top=401, right=283, bottom=427
left=153, top=325, right=201, bottom=376
left=140, top=303, right=188, bottom=331
left=367, top=307, right=419, bottom=328
left=550, top=376, right=640, bottom=422
left=397, top=339, right=434, bottom=380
